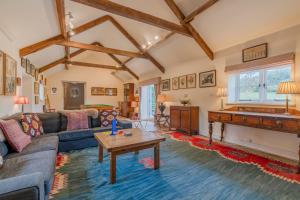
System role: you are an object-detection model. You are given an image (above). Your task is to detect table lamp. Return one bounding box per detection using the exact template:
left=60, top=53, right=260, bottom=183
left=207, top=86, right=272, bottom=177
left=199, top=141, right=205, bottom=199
left=131, top=101, right=139, bottom=113
left=15, top=96, right=29, bottom=113
left=157, top=94, right=167, bottom=115
left=216, top=88, right=227, bottom=110
left=276, top=81, right=299, bottom=114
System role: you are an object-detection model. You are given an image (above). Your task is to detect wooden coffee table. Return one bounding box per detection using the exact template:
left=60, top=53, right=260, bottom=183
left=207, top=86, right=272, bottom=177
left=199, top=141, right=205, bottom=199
left=94, top=128, right=166, bottom=184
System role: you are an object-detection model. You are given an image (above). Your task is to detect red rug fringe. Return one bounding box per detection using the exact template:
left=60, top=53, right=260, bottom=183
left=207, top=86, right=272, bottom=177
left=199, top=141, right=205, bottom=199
left=167, top=132, right=300, bottom=184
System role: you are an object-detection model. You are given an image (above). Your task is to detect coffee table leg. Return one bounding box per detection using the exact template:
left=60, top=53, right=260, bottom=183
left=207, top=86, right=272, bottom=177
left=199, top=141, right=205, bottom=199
left=154, top=143, right=160, bottom=170
left=110, top=152, right=116, bottom=184
left=98, top=144, right=103, bottom=162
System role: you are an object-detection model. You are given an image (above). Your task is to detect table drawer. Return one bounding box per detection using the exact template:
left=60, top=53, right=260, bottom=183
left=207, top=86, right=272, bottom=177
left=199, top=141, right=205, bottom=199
left=232, top=115, right=261, bottom=126
left=262, top=118, right=299, bottom=132
left=209, top=112, right=231, bottom=122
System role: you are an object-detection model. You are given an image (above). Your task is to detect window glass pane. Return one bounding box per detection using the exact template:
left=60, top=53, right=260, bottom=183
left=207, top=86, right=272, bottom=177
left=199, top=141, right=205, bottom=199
left=239, top=71, right=260, bottom=101
left=265, top=65, right=291, bottom=101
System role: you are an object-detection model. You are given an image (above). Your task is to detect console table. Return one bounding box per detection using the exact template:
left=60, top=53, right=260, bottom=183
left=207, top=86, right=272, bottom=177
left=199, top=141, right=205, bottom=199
left=208, top=106, right=300, bottom=173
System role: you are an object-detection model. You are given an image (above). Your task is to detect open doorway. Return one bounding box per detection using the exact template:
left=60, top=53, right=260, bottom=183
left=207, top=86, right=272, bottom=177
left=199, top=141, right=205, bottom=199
left=140, top=84, right=156, bottom=120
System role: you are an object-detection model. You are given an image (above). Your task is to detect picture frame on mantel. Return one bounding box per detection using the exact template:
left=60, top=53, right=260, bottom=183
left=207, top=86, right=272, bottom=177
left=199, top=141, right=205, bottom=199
left=242, top=43, right=268, bottom=62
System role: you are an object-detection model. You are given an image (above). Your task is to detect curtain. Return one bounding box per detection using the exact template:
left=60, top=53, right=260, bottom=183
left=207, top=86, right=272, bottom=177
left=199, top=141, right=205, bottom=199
left=154, top=83, right=160, bottom=116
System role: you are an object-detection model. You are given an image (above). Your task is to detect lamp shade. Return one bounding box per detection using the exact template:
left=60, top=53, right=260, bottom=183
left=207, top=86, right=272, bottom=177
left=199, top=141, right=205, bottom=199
left=15, top=96, right=29, bottom=104
left=157, top=94, right=167, bottom=102
left=276, top=81, right=299, bottom=94
left=216, top=88, right=227, bottom=97
left=131, top=101, right=138, bottom=108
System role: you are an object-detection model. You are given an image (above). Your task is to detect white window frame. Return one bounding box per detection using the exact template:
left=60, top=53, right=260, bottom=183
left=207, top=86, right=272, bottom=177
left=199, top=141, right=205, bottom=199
left=228, top=63, right=293, bottom=105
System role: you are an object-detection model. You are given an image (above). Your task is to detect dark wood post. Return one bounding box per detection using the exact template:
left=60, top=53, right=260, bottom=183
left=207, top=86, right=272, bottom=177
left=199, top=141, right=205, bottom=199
left=221, top=123, right=225, bottom=142
left=209, top=122, right=213, bottom=144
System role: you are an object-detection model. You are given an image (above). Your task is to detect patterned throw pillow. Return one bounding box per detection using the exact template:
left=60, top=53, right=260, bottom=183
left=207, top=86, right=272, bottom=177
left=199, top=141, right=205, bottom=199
left=21, top=113, right=44, bottom=137
left=66, top=111, right=89, bottom=131
left=100, top=110, right=117, bottom=127
left=0, top=119, right=31, bottom=152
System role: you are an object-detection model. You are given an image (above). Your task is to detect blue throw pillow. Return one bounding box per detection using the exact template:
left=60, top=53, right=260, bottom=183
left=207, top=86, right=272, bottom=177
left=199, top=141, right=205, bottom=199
left=0, top=141, right=8, bottom=157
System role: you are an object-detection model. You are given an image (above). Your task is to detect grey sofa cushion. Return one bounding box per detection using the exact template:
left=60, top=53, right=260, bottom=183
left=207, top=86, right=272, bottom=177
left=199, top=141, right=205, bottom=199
left=5, top=136, right=58, bottom=159
left=58, top=129, right=94, bottom=142
left=0, top=142, right=8, bottom=157
left=0, top=150, right=56, bottom=195
left=37, top=112, right=61, bottom=133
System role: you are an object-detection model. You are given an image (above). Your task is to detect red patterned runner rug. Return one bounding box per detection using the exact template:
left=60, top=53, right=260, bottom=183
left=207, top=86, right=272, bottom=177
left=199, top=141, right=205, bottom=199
left=167, top=132, right=300, bottom=184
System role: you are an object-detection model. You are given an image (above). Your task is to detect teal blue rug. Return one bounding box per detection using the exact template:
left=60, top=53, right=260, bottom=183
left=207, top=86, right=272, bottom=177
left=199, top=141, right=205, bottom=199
left=51, top=134, right=300, bottom=200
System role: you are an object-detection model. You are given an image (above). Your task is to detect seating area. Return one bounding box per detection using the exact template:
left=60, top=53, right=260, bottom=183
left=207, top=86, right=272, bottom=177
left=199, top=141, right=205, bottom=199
left=0, top=0, right=300, bottom=200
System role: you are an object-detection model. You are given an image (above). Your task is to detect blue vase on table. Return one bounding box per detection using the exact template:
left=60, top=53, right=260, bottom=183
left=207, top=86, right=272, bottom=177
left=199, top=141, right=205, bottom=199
left=111, top=118, right=117, bottom=136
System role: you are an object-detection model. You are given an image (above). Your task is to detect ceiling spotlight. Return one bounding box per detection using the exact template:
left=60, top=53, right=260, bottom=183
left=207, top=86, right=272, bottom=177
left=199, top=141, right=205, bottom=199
left=147, top=41, right=152, bottom=45
left=141, top=44, right=147, bottom=49
left=154, top=35, right=160, bottom=40
left=68, top=12, right=74, bottom=21
left=68, top=30, right=75, bottom=36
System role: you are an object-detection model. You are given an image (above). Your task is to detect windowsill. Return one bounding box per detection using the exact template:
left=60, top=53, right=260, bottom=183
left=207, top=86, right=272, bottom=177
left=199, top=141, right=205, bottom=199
left=226, top=102, right=296, bottom=107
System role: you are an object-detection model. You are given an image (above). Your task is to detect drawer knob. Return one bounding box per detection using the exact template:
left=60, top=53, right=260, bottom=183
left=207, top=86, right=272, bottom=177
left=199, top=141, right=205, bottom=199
left=276, top=120, right=282, bottom=127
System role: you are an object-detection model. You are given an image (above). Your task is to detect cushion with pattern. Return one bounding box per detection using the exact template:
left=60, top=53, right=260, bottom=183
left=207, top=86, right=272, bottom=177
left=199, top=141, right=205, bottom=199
left=99, top=110, right=117, bottom=127
left=21, top=113, right=44, bottom=137
left=66, top=111, right=89, bottom=131
left=0, top=119, right=31, bottom=152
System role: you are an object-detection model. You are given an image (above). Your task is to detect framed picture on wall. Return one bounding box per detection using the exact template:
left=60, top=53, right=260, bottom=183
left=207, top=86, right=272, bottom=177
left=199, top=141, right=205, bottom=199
left=242, top=43, right=268, bottom=62
left=172, top=77, right=179, bottom=90
left=199, top=70, right=216, bottom=88
left=21, top=57, right=26, bottom=68
left=91, top=87, right=105, bottom=96
left=35, top=69, right=39, bottom=81
left=51, top=87, right=57, bottom=95
left=179, top=75, right=187, bottom=89
left=26, top=59, right=31, bottom=74
left=161, top=79, right=170, bottom=91
left=105, top=88, right=117, bottom=96
left=30, top=64, right=35, bottom=77
left=0, top=51, right=4, bottom=95
left=35, top=96, right=39, bottom=104
left=187, top=73, right=196, bottom=88
left=4, top=54, right=17, bottom=96
left=16, top=77, right=21, bottom=86
left=34, top=82, right=39, bottom=95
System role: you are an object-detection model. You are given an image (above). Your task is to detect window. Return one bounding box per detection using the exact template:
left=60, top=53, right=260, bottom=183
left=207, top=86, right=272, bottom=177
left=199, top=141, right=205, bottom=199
left=228, top=64, right=292, bottom=104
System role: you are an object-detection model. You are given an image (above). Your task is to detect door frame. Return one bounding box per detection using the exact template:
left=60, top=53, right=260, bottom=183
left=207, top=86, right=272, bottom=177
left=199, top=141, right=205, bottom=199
left=62, top=81, right=86, bottom=110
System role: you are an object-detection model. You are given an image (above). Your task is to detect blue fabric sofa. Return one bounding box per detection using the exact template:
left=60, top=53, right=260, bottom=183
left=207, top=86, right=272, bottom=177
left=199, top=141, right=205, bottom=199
left=0, top=112, right=132, bottom=200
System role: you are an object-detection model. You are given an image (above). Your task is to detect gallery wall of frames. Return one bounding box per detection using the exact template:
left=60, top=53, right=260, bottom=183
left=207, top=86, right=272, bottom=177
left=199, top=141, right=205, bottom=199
left=160, top=70, right=216, bottom=91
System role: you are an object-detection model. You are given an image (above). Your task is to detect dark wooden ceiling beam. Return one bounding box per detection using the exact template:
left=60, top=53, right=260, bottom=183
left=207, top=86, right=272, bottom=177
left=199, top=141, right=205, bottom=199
left=182, top=0, right=219, bottom=24
left=67, top=61, right=124, bottom=70
left=55, top=0, right=69, bottom=69
left=94, top=42, right=139, bottom=80
left=165, top=0, right=214, bottom=60
left=57, top=40, right=147, bottom=58
left=71, top=0, right=191, bottom=37
left=108, top=16, right=165, bottom=73
left=38, top=42, right=97, bottom=73
left=19, top=35, right=64, bottom=57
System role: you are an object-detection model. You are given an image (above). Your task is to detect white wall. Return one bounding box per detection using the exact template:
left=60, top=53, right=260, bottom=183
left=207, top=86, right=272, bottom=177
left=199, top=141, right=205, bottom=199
left=47, top=66, right=124, bottom=110
left=140, top=25, right=300, bottom=160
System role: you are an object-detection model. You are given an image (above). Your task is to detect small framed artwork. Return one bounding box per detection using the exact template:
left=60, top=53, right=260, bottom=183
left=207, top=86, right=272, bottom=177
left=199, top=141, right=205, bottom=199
left=34, top=82, right=39, bottom=95
left=242, top=43, right=268, bottom=62
left=179, top=75, right=187, bottom=89
left=187, top=73, right=196, bottom=88
left=35, top=96, right=39, bottom=104
left=4, top=54, right=17, bottom=96
left=172, top=77, right=179, bottom=90
left=21, top=57, right=26, bottom=68
left=0, top=51, right=4, bottom=95
left=91, top=87, right=105, bottom=96
left=26, top=59, right=31, bottom=74
left=105, top=88, right=117, bottom=96
left=51, top=87, right=57, bottom=95
left=199, top=70, right=216, bottom=88
left=30, top=64, right=35, bottom=77
left=161, top=79, right=170, bottom=91
left=16, top=77, right=21, bottom=86
left=35, top=69, right=39, bottom=81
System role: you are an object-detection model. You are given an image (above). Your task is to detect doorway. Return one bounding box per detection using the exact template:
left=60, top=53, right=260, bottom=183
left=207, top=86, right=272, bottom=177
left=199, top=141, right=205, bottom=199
left=63, top=82, right=85, bottom=110
left=140, top=84, right=156, bottom=120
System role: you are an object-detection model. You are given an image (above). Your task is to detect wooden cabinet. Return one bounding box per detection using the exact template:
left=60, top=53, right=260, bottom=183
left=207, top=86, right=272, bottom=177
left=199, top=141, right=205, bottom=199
left=119, top=83, right=135, bottom=117
left=170, top=106, right=199, bottom=135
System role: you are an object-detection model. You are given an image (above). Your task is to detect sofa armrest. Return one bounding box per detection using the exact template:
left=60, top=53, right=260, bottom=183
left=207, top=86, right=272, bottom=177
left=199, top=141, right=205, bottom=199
left=117, top=120, right=132, bottom=129
left=0, top=172, right=45, bottom=200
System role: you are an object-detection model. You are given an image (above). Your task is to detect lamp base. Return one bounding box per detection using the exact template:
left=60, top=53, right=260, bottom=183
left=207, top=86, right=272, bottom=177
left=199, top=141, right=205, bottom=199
left=159, top=103, right=166, bottom=115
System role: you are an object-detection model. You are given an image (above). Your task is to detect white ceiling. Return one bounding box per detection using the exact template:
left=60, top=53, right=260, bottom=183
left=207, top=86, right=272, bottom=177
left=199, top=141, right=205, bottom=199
left=0, top=0, right=299, bottom=79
